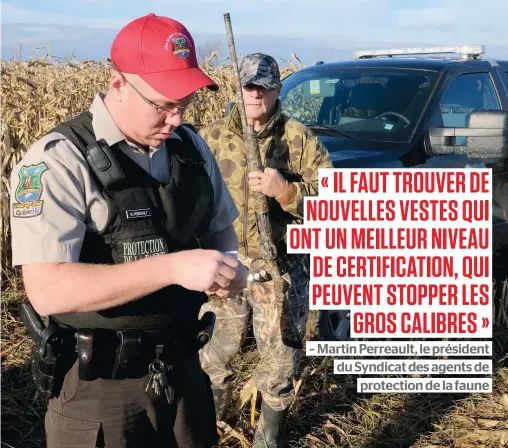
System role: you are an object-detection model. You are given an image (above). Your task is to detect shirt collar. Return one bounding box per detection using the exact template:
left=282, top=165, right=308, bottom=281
left=89, top=93, right=125, bottom=147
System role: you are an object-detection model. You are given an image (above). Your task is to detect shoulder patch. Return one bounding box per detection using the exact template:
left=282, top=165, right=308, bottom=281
left=12, top=162, right=48, bottom=218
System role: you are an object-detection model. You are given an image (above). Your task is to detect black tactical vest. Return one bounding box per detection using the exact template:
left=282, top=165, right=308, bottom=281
left=48, top=112, right=215, bottom=334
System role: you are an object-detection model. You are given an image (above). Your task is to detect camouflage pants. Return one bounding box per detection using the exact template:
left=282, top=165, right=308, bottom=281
left=199, top=258, right=310, bottom=411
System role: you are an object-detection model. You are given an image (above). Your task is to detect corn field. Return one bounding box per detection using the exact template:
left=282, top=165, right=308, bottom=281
left=0, top=52, right=303, bottom=271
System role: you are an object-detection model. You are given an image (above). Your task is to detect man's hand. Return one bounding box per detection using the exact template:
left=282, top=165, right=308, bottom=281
left=248, top=167, right=287, bottom=198
left=169, top=249, right=246, bottom=297
left=206, top=261, right=249, bottom=298
left=248, top=168, right=297, bottom=206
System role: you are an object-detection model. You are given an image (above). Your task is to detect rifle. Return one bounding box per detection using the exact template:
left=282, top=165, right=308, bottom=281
left=222, top=13, right=285, bottom=279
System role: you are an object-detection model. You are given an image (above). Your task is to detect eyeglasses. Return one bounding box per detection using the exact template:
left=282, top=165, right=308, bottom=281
left=111, top=61, right=196, bottom=115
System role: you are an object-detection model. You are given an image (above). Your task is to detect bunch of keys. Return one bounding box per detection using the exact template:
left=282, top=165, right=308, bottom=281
left=145, top=345, right=174, bottom=404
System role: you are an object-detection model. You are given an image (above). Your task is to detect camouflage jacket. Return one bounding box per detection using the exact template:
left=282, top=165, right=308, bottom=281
left=199, top=100, right=333, bottom=260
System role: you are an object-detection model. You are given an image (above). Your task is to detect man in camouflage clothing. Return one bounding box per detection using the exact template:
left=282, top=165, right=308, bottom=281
left=198, top=53, right=333, bottom=447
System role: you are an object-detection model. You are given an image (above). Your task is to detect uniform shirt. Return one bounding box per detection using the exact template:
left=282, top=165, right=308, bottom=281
left=10, top=93, right=239, bottom=267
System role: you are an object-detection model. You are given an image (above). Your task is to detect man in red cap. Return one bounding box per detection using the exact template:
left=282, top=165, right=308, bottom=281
left=10, top=13, right=246, bottom=448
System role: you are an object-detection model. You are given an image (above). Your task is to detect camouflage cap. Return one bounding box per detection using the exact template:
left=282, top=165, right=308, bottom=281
left=239, top=53, right=281, bottom=90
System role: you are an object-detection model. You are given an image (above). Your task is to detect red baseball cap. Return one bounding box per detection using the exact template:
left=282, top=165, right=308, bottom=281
left=110, top=13, right=218, bottom=100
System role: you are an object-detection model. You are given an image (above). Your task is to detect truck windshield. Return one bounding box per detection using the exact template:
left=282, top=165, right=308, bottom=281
left=280, top=67, right=439, bottom=142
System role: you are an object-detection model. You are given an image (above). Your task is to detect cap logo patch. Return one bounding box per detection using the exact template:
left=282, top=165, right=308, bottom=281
left=166, top=32, right=190, bottom=59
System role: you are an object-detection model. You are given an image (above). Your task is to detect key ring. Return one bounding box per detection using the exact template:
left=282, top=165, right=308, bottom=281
left=149, top=359, right=164, bottom=373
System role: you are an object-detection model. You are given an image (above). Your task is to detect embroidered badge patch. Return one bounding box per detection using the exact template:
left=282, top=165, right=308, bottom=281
left=171, top=33, right=190, bottom=59
left=12, top=162, right=48, bottom=218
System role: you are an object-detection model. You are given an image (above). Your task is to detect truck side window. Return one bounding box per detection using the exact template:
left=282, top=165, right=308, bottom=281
left=432, top=72, right=501, bottom=144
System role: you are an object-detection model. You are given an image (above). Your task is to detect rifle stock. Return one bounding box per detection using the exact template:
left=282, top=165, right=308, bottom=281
left=223, top=13, right=281, bottom=270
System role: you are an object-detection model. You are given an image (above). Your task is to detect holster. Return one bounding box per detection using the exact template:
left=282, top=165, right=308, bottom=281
left=20, top=301, right=75, bottom=400
left=29, top=327, right=60, bottom=399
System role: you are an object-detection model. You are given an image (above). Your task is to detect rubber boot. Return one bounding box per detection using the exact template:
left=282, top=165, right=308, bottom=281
left=211, top=385, right=233, bottom=422
left=252, top=401, right=289, bottom=448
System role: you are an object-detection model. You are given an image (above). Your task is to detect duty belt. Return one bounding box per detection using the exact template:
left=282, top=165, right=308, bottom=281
left=74, top=312, right=215, bottom=381
left=21, top=300, right=216, bottom=400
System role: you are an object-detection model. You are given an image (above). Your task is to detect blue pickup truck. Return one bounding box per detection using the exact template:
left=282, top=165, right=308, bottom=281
left=278, top=45, right=508, bottom=340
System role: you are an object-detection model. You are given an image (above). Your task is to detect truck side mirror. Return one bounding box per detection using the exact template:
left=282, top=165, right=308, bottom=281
left=424, top=110, right=508, bottom=161
left=424, top=110, right=508, bottom=286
